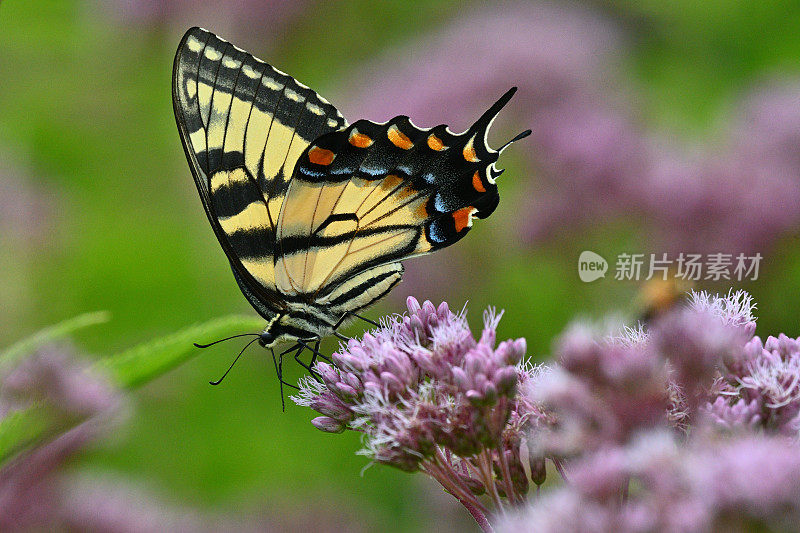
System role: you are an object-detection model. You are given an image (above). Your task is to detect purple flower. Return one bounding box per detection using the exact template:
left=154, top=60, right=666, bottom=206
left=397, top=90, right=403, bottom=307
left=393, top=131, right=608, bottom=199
left=294, top=297, right=542, bottom=524
left=499, top=433, right=800, bottom=533
left=294, top=298, right=528, bottom=467
left=97, top=0, right=312, bottom=51
left=0, top=344, right=124, bottom=531
left=704, top=397, right=762, bottom=431
left=529, top=321, right=671, bottom=456
left=530, top=290, right=765, bottom=456
left=1, top=344, right=122, bottom=421
left=342, top=3, right=800, bottom=261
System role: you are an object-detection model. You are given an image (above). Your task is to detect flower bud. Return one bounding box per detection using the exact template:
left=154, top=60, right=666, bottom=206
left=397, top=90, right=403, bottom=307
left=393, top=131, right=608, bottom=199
left=406, top=296, right=422, bottom=315
left=317, top=362, right=340, bottom=385
left=311, top=416, right=346, bottom=433
left=452, top=366, right=470, bottom=391
left=530, top=456, right=547, bottom=486
left=494, top=367, right=519, bottom=395
left=334, top=383, right=359, bottom=401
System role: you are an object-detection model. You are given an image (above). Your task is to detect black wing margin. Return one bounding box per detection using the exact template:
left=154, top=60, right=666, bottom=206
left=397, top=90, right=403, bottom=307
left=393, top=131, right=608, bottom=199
left=172, top=27, right=347, bottom=317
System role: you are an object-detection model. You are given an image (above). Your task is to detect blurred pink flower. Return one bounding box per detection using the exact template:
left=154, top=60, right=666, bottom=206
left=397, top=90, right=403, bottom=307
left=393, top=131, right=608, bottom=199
left=0, top=344, right=124, bottom=531
left=498, top=433, right=800, bottom=533
left=341, top=2, right=800, bottom=262
left=98, top=0, right=311, bottom=49
left=0, top=154, right=53, bottom=245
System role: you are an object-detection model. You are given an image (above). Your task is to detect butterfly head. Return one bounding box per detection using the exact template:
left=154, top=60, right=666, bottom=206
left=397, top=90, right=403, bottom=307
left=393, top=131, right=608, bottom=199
left=258, top=313, right=284, bottom=348
left=258, top=312, right=321, bottom=348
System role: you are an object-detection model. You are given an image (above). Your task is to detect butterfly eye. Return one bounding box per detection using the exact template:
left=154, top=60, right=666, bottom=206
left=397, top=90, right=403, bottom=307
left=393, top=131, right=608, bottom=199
left=259, top=331, right=275, bottom=347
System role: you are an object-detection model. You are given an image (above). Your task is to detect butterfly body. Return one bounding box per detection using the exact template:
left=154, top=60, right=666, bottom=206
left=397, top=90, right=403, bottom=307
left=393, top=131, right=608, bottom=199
left=173, top=27, right=528, bottom=351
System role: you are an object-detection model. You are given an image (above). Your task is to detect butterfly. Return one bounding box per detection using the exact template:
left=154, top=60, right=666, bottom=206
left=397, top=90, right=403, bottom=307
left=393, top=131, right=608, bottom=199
left=172, top=27, right=530, bottom=385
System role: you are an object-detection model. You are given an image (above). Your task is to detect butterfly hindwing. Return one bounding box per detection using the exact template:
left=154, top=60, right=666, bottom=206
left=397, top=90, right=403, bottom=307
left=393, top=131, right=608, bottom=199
left=274, top=90, right=517, bottom=302
left=172, top=27, right=346, bottom=316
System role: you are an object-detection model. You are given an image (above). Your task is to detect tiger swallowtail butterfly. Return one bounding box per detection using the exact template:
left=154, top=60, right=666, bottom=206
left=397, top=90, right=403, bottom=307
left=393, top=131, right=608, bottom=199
left=172, top=27, right=530, bottom=379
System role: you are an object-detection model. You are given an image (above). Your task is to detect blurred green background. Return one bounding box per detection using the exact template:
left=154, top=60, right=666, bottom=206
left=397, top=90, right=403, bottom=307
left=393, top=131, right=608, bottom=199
left=2, top=0, right=800, bottom=531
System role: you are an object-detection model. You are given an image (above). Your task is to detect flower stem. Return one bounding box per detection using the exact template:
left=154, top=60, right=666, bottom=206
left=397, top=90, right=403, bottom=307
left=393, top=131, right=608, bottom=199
left=461, top=500, right=494, bottom=533
left=552, top=457, right=568, bottom=484
left=423, top=460, right=492, bottom=532
left=478, top=450, right=504, bottom=511
left=496, top=447, right=518, bottom=505
left=431, top=448, right=488, bottom=513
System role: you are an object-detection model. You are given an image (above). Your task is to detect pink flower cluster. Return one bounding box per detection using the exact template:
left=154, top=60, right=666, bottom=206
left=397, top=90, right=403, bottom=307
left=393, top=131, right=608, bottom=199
left=297, top=289, right=800, bottom=532
left=502, top=289, right=800, bottom=532
left=294, top=298, right=545, bottom=526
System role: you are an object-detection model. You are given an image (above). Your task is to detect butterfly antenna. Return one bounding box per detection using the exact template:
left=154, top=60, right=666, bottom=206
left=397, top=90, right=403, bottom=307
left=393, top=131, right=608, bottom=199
left=193, top=333, right=259, bottom=349
left=209, top=337, right=259, bottom=385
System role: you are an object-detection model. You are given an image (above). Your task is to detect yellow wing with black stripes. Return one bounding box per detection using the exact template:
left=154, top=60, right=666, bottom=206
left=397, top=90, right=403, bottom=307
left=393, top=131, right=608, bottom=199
left=172, top=27, right=346, bottom=318
left=274, top=89, right=530, bottom=300
left=174, top=27, right=529, bottom=342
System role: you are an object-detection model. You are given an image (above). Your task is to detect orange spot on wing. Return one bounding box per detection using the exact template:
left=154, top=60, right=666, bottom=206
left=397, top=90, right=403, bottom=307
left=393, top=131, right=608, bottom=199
left=308, top=146, right=335, bottom=165
left=388, top=126, right=413, bottom=150
left=349, top=131, right=373, bottom=148
left=453, top=206, right=477, bottom=232
left=472, top=171, right=486, bottom=192
left=463, top=144, right=478, bottom=162
left=427, top=134, right=444, bottom=151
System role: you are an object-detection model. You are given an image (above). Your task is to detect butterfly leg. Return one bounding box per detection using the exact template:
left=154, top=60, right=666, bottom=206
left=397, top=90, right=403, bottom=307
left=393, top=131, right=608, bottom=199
left=293, top=339, right=332, bottom=381
left=295, top=338, right=332, bottom=375
left=332, top=311, right=379, bottom=332
left=272, top=346, right=301, bottom=412
left=330, top=311, right=380, bottom=343
left=270, top=348, right=285, bottom=411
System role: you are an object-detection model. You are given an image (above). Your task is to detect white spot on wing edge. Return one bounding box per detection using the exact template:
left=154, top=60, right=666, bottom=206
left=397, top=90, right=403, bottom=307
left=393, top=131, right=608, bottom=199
left=407, top=117, right=432, bottom=131
left=306, top=103, right=324, bottom=116
left=326, top=118, right=339, bottom=128
left=204, top=47, right=222, bottom=61
left=186, top=36, right=203, bottom=52
left=285, top=89, right=302, bottom=102
left=222, top=58, right=240, bottom=69
left=263, top=77, right=281, bottom=90
left=242, top=65, right=259, bottom=79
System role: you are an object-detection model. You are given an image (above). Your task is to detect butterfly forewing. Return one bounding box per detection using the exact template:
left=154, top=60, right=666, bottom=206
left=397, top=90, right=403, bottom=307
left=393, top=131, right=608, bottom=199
left=173, top=27, right=346, bottom=318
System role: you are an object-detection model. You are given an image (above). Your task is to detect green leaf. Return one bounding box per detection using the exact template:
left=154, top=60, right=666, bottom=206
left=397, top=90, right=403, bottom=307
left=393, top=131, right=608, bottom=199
left=0, top=311, right=110, bottom=372
left=0, top=404, right=53, bottom=463
left=0, top=315, right=263, bottom=465
left=97, top=315, right=264, bottom=389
